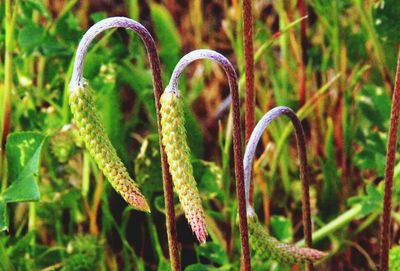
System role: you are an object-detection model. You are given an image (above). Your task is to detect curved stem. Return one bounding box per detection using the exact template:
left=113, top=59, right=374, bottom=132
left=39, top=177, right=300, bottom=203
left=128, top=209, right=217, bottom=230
left=166, top=49, right=251, bottom=271
left=69, top=17, right=180, bottom=270
left=379, top=50, right=400, bottom=271
left=243, top=106, right=313, bottom=268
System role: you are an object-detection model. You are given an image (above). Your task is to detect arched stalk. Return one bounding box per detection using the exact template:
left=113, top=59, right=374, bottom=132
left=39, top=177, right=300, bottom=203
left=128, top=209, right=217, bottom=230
left=244, top=106, right=325, bottom=269
left=165, top=49, right=251, bottom=271
left=69, top=17, right=180, bottom=270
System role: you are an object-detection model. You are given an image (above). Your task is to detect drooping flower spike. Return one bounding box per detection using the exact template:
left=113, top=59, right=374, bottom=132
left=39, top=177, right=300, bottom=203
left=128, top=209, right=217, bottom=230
left=160, top=89, right=207, bottom=244
left=243, top=106, right=327, bottom=266
left=69, top=17, right=167, bottom=213
left=162, top=49, right=251, bottom=269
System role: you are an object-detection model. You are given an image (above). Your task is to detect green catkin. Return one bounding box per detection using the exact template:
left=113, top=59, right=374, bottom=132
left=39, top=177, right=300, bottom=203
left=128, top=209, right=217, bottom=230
left=160, top=89, right=207, bottom=244
left=248, top=214, right=327, bottom=264
left=69, top=84, right=149, bottom=212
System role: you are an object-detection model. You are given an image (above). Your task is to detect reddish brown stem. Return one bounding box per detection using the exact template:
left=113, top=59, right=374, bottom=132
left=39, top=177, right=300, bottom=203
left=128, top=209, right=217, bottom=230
left=167, top=49, right=251, bottom=271
left=69, top=17, right=180, bottom=270
left=243, top=0, right=255, bottom=142
left=379, top=51, right=400, bottom=271
left=243, top=0, right=255, bottom=208
left=243, top=106, right=313, bottom=269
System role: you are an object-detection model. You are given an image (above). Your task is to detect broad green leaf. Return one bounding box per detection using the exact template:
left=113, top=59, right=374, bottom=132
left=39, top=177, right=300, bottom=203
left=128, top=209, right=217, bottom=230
left=41, top=34, right=67, bottom=57
left=17, top=22, right=45, bottom=54
left=3, top=132, right=46, bottom=203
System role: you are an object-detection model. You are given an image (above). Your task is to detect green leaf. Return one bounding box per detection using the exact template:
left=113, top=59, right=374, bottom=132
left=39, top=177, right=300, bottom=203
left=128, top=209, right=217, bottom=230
left=358, top=85, right=390, bottom=130
left=90, top=12, right=107, bottom=23
left=20, top=0, right=50, bottom=19
left=18, top=22, right=45, bottom=54
left=0, top=132, right=45, bottom=231
left=390, top=246, right=400, bottom=271
left=270, top=215, right=293, bottom=242
left=149, top=3, right=181, bottom=74
left=3, top=132, right=46, bottom=203
left=347, top=184, right=383, bottom=216
left=196, top=242, right=228, bottom=266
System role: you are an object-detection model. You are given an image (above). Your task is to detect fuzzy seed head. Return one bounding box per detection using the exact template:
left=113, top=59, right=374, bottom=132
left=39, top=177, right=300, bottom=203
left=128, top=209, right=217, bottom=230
left=248, top=214, right=327, bottom=264
left=69, top=85, right=150, bottom=212
left=160, top=90, right=207, bottom=244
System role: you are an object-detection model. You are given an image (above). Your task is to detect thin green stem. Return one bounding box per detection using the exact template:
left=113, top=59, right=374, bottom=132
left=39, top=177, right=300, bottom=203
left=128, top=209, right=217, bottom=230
left=296, top=204, right=362, bottom=247
left=28, top=202, right=36, bottom=250
left=1, top=0, right=17, bottom=189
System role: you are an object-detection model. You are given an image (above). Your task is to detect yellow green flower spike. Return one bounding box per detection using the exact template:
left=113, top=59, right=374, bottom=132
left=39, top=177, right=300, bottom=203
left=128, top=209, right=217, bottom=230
left=70, top=84, right=150, bottom=212
left=160, top=89, right=207, bottom=244
left=248, top=214, right=326, bottom=264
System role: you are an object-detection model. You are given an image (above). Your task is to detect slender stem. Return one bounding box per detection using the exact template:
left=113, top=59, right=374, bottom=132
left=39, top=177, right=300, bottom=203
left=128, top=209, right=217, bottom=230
left=379, top=50, right=400, bottom=271
left=243, top=0, right=255, bottom=208
left=243, top=106, right=313, bottom=268
left=69, top=17, right=180, bottom=270
left=1, top=0, right=16, bottom=189
left=243, top=0, right=255, bottom=142
left=296, top=204, right=362, bottom=247
left=28, top=202, right=36, bottom=249
left=167, top=49, right=251, bottom=271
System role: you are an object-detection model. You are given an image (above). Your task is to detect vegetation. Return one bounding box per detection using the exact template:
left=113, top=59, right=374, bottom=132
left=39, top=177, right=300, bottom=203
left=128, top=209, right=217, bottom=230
left=1, top=0, right=400, bottom=270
